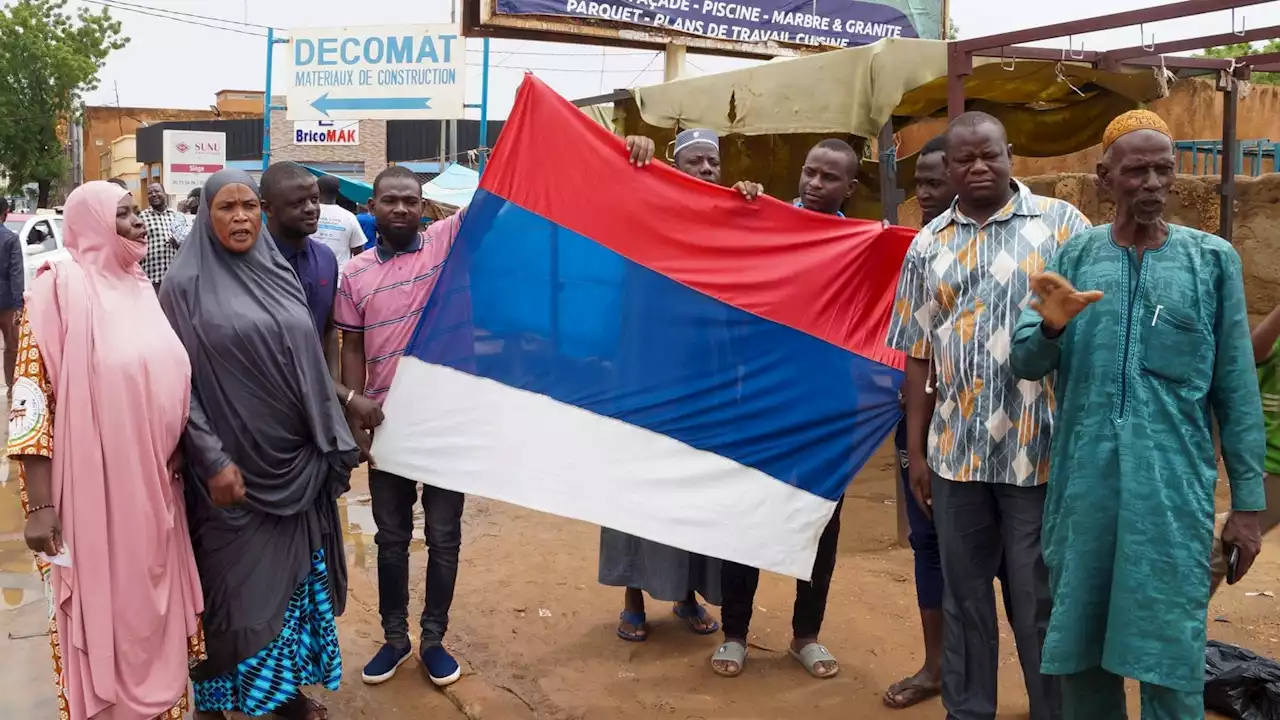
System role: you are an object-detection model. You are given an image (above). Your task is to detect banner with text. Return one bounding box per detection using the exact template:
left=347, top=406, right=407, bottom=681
left=492, top=0, right=939, bottom=48
left=287, top=24, right=465, bottom=121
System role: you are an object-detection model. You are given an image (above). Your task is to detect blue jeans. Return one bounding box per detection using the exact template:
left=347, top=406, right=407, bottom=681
left=895, top=422, right=1013, bottom=613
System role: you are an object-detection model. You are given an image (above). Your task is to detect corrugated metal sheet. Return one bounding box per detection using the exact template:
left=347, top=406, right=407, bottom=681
left=386, top=120, right=505, bottom=162
left=137, top=119, right=262, bottom=163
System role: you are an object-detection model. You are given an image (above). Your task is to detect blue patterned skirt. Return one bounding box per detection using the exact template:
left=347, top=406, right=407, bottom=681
left=193, top=550, right=342, bottom=715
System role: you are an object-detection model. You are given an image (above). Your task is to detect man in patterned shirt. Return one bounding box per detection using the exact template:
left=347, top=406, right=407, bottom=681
left=140, top=182, right=183, bottom=291
left=886, top=112, right=1090, bottom=720
left=1209, top=299, right=1280, bottom=597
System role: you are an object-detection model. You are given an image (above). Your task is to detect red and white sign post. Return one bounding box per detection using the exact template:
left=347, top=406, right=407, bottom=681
left=161, top=130, right=227, bottom=195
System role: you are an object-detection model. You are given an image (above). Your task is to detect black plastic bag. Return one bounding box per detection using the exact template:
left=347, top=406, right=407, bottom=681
left=1206, top=640, right=1280, bottom=719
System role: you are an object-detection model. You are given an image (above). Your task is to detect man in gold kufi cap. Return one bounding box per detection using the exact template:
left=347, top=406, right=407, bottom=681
left=1009, top=109, right=1265, bottom=719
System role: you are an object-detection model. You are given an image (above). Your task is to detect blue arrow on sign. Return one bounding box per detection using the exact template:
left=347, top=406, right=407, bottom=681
left=310, top=93, right=433, bottom=117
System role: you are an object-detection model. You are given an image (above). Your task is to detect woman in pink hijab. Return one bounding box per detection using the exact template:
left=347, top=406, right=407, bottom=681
left=10, top=181, right=205, bottom=719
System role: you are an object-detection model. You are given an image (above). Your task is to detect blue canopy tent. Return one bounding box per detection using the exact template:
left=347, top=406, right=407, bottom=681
left=301, top=165, right=373, bottom=205
left=421, top=163, right=478, bottom=208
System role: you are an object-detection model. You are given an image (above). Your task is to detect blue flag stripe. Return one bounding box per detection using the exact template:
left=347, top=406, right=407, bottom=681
left=405, top=189, right=902, bottom=501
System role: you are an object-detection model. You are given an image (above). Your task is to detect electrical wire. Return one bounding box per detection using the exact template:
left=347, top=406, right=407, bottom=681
left=624, top=52, right=662, bottom=87
left=77, top=0, right=679, bottom=76
left=465, top=61, right=662, bottom=74
left=79, top=0, right=267, bottom=37
left=598, top=47, right=606, bottom=93
left=466, top=48, right=652, bottom=57
left=81, top=0, right=270, bottom=29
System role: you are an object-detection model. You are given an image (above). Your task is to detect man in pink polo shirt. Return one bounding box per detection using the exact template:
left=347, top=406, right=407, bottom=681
left=337, top=165, right=468, bottom=689
left=341, top=139, right=659, bottom=689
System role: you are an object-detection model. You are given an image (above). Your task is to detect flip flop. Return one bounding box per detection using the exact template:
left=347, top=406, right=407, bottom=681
left=711, top=640, right=747, bottom=678
left=789, top=643, right=840, bottom=679
left=616, top=609, right=648, bottom=642
left=672, top=602, right=720, bottom=635
left=883, top=673, right=941, bottom=709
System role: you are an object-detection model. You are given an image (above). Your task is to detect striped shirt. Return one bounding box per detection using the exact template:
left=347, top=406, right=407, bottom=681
left=334, top=212, right=461, bottom=403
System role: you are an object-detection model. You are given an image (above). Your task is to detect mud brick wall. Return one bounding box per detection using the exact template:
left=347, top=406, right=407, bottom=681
left=898, top=173, right=1280, bottom=320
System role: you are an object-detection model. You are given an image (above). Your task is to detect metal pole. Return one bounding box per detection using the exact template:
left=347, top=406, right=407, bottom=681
left=1220, top=70, right=1238, bottom=243
left=449, top=119, right=458, bottom=167
left=478, top=37, right=491, bottom=175
left=876, top=120, right=909, bottom=549
left=946, top=44, right=968, bottom=120
left=262, top=27, right=274, bottom=172
left=878, top=122, right=903, bottom=225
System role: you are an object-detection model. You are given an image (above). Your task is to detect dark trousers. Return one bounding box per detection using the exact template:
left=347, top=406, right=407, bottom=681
left=932, top=473, right=1058, bottom=720
left=0, top=307, right=17, bottom=389
left=721, top=496, right=842, bottom=640
left=370, top=468, right=465, bottom=648
left=895, top=423, right=1014, bottom=614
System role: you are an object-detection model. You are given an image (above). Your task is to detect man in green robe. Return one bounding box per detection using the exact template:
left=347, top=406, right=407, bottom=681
left=1009, top=109, right=1266, bottom=719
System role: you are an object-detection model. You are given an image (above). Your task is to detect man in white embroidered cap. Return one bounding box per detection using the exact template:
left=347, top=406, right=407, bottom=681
left=672, top=128, right=722, bottom=183
left=599, top=126, right=761, bottom=644
left=664, top=127, right=762, bottom=199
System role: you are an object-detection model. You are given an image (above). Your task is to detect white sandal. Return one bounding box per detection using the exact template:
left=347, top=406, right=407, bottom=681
left=711, top=640, right=747, bottom=678
left=789, top=643, right=840, bottom=679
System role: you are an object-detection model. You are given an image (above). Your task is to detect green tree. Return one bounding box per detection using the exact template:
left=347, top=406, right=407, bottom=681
left=0, top=0, right=127, bottom=206
left=1197, top=40, right=1280, bottom=86
left=947, top=18, right=959, bottom=41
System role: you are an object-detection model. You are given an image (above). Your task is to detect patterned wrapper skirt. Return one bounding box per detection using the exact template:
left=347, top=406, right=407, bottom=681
left=193, top=550, right=343, bottom=715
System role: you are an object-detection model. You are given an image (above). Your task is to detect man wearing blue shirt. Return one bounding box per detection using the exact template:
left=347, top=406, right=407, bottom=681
left=792, top=138, right=860, bottom=216
left=260, top=162, right=338, bottom=342
left=357, top=198, right=378, bottom=249
left=0, top=198, right=22, bottom=389
left=713, top=138, right=860, bottom=682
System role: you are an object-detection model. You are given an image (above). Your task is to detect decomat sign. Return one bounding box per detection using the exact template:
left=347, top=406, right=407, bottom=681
left=286, top=25, right=465, bottom=121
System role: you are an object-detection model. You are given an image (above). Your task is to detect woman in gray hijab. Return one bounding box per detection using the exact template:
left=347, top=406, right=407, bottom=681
left=159, top=169, right=358, bottom=720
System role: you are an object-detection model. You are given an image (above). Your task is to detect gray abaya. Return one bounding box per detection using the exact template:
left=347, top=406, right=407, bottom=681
left=158, top=169, right=359, bottom=679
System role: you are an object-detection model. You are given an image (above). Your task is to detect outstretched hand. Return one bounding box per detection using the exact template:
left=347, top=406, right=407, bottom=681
left=1029, top=271, right=1104, bottom=333
left=625, top=136, right=656, bottom=167
left=732, top=181, right=763, bottom=202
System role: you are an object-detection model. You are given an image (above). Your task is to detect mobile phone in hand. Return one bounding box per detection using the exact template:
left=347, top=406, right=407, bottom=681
left=1226, top=543, right=1241, bottom=585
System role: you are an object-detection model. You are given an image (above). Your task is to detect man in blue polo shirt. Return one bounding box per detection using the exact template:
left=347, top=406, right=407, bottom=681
left=712, top=138, right=860, bottom=682
left=260, top=162, right=337, bottom=339
left=357, top=198, right=378, bottom=249
left=261, top=162, right=384, bottom=444
left=793, top=138, right=860, bottom=215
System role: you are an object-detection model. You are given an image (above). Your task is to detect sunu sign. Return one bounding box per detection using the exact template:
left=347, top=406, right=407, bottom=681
left=286, top=24, right=465, bottom=121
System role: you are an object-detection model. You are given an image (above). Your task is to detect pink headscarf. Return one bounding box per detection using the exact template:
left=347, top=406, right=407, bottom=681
left=27, top=181, right=203, bottom=720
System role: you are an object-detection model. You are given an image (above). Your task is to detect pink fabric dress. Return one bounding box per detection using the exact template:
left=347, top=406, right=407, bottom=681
left=24, top=181, right=204, bottom=719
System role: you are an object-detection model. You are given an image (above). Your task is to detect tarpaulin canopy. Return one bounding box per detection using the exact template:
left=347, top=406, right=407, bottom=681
left=371, top=74, right=913, bottom=580
left=612, top=37, right=1164, bottom=152
left=422, top=163, right=478, bottom=208
left=591, top=37, right=1166, bottom=217
left=302, top=165, right=372, bottom=205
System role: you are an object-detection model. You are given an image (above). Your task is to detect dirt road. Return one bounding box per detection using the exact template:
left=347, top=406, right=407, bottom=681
left=4, top=438, right=1280, bottom=718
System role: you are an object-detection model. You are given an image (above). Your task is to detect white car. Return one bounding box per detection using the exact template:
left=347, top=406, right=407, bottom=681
left=8, top=214, right=67, bottom=284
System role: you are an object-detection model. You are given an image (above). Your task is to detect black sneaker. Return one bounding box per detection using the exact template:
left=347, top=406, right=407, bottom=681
left=362, top=642, right=412, bottom=685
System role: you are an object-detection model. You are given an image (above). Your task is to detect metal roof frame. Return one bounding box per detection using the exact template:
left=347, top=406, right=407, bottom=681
left=945, top=0, right=1279, bottom=243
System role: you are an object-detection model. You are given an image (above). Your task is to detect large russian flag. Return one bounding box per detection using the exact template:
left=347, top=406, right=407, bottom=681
left=372, top=75, right=913, bottom=580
